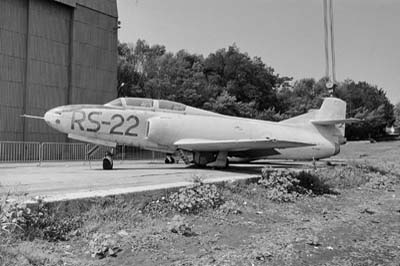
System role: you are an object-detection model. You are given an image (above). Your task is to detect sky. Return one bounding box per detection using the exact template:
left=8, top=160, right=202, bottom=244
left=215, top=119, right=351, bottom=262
left=117, top=0, right=400, bottom=104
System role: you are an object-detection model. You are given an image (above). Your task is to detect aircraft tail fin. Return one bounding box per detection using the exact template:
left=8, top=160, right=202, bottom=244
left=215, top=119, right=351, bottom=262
left=280, top=97, right=361, bottom=145
left=281, top=97, right=347, bottom=126
left=314, top=97, right=346, bottom=123
left=280, top=97, right=350, bottom=136
left=280, top=97, right=346, bottom=126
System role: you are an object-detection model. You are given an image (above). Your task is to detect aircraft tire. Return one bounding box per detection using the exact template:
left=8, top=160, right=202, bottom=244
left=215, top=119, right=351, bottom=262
left=103, top=156, right=113, bottom=170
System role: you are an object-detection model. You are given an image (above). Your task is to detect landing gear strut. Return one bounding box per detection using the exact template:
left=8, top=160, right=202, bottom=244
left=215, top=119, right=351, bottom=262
left=103, top=151, right=114, bottom=170
left=165, top=154, right=175, bottom=164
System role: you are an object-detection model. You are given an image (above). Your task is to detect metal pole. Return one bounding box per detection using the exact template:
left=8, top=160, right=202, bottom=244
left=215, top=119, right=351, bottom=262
left=323, top=0, right=330, bottom=79
left=329, top=0, right=336, bottom=82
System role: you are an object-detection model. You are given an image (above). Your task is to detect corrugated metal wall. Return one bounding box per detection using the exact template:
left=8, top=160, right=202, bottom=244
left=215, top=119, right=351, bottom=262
left=0, top=0, right=28, bottom=141
left=25, top=0, right=71, bottom=142
left=0, top=0, right=118, bottom=142
left=71, top=3, right=117, bottom=104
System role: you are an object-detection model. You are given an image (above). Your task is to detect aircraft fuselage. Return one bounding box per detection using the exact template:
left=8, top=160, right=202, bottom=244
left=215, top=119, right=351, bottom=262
left=43, top=97, right=342, bottom=163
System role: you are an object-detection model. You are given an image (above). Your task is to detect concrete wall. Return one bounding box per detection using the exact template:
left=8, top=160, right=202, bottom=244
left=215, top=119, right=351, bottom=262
left=0, top=0, right=118, bottom=142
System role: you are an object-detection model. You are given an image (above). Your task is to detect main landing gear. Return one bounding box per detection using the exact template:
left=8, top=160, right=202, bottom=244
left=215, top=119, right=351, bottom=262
left=193, top=151, right=229, bottom=168
left=103, top=151, right=114, bottom=170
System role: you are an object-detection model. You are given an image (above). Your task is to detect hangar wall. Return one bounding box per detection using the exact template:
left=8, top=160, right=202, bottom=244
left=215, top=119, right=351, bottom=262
left=0, top=0, right=118, bottom=142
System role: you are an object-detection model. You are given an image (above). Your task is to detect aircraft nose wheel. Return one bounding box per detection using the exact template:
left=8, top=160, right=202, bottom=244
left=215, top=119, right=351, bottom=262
left=103, top=151, right=114, bottom=170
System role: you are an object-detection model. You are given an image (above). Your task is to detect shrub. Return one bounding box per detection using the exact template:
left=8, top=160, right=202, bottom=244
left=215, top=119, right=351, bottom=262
left=259, top=170, right=303, bottom=202
left=1, top=201, right=31, bottom=234
left=169, top=183, right=224, bottom=214
left=258, top=169, right=332, bottom=202
left=296, top=171, right=333, bottom=195
left=1, top=199, right=82, bottom=241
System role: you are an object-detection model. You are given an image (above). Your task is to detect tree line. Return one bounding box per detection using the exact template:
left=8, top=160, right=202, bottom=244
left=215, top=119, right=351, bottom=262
left=118, top=39, right=396, bottom=140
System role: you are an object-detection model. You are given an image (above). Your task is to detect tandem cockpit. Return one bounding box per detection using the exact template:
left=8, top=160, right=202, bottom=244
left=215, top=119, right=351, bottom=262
left=104, top=97, right=221, bottom=117
left=105, top=98, right=185, bottom=112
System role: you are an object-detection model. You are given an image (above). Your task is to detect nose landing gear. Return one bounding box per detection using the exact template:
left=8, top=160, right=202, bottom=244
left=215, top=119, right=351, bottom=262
left=103, top=151, right=114, bottom=170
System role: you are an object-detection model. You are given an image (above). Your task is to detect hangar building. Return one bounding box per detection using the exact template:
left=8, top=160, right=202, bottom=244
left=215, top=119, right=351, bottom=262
left=0, top=0, right=118, bottom=142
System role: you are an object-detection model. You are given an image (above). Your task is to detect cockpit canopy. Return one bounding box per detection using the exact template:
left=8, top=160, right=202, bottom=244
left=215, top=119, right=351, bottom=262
left=104, top=98, right=186, bottom=112
left=125, top=98, right=154, bottom=108
left=104, top=98, right=123, bottom=107
left=104, top=97, right=222, bottom=117
left=158, top=100, right=186, bottom=111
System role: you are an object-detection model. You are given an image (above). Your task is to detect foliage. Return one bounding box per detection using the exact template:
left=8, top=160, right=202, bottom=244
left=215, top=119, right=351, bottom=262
left=259, top=170, right=305, bottom=202
left=258, top=169, right=332, bottom=203
left=277, top=77, right=329, bottom=116
left=218, top=200, right=242, bottom=215
left=117, top=39, right=395, bottom=140
left=169, top=182, right=224, bottom=214
left=1, top=199, right=82, bottom=242
left=118, top=40, right=287, bottom=117
left=334, top=80, right=395, bottom=140
left=394, top=102, right=400, bottom=127
left=1, top=201, right=30, bottom=234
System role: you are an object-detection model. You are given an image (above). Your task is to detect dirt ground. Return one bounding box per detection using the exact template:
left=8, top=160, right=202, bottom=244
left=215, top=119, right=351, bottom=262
left=1, top=141, right=400, bottom=266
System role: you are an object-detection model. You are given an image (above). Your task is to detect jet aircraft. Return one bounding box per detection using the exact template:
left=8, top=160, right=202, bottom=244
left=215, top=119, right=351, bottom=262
left=40, top=97, right=357, bottom=169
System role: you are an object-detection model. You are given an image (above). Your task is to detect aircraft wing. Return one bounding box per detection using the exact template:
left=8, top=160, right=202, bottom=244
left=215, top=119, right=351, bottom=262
left=174, top=138, right=314, bottom=152
left=68, top=134, right=117, bottom=147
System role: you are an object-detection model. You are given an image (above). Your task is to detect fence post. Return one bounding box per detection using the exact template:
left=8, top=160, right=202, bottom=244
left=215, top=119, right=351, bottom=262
left=38, top=143, right=43, bottom=166
left=85, top=144, right=89, bottom=161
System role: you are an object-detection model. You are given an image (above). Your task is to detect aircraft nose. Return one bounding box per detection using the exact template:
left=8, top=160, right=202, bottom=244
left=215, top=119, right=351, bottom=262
left=44, top=108, right=62, bottom=127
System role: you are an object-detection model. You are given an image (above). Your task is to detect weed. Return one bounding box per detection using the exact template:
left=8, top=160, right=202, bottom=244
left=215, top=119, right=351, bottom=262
left=190, top=174, right=205, bottom=184
left=168, top=215, right=197, bottom=237
left=296, top=171, right=333, bottom=195
left=218, top=200, right=242, bottom=215
left=169, top=183, right=224, bottom=214
left=142, top=196, right=172, bottom=217
left=1, top=199, right=82, bottom=242
left=259, top=169, right=333, bottom=202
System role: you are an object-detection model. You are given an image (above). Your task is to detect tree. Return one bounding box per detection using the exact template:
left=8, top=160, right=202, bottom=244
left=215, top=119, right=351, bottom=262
left=276, top=77, right=329, bottom=117
left=335, top=80, right=394, bottom=139
left=204, top=45, right=285, bottom=113
left=117, top=39, right=394, bottom=140
left=393, top=102, right=400, bottom=127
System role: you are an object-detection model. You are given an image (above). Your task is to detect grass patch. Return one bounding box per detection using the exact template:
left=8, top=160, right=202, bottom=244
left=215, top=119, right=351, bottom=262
left=320, top=161, right=399, bottom=190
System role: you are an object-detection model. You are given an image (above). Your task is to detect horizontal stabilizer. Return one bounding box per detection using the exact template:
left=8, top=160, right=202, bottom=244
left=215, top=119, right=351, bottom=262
left=174, top=138, right=314, bottom=152
left=311, top=118, right=361, bottom=126
left=68, top=134, right=117, bottom=147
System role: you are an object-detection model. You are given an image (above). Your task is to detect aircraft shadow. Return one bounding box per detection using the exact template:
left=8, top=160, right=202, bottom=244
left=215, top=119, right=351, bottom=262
left=98, top=161, right=320, bottom=175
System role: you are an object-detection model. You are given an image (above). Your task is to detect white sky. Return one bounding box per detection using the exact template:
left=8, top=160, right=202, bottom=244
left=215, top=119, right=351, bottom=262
left=117, top=0, right=400, bottom=104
